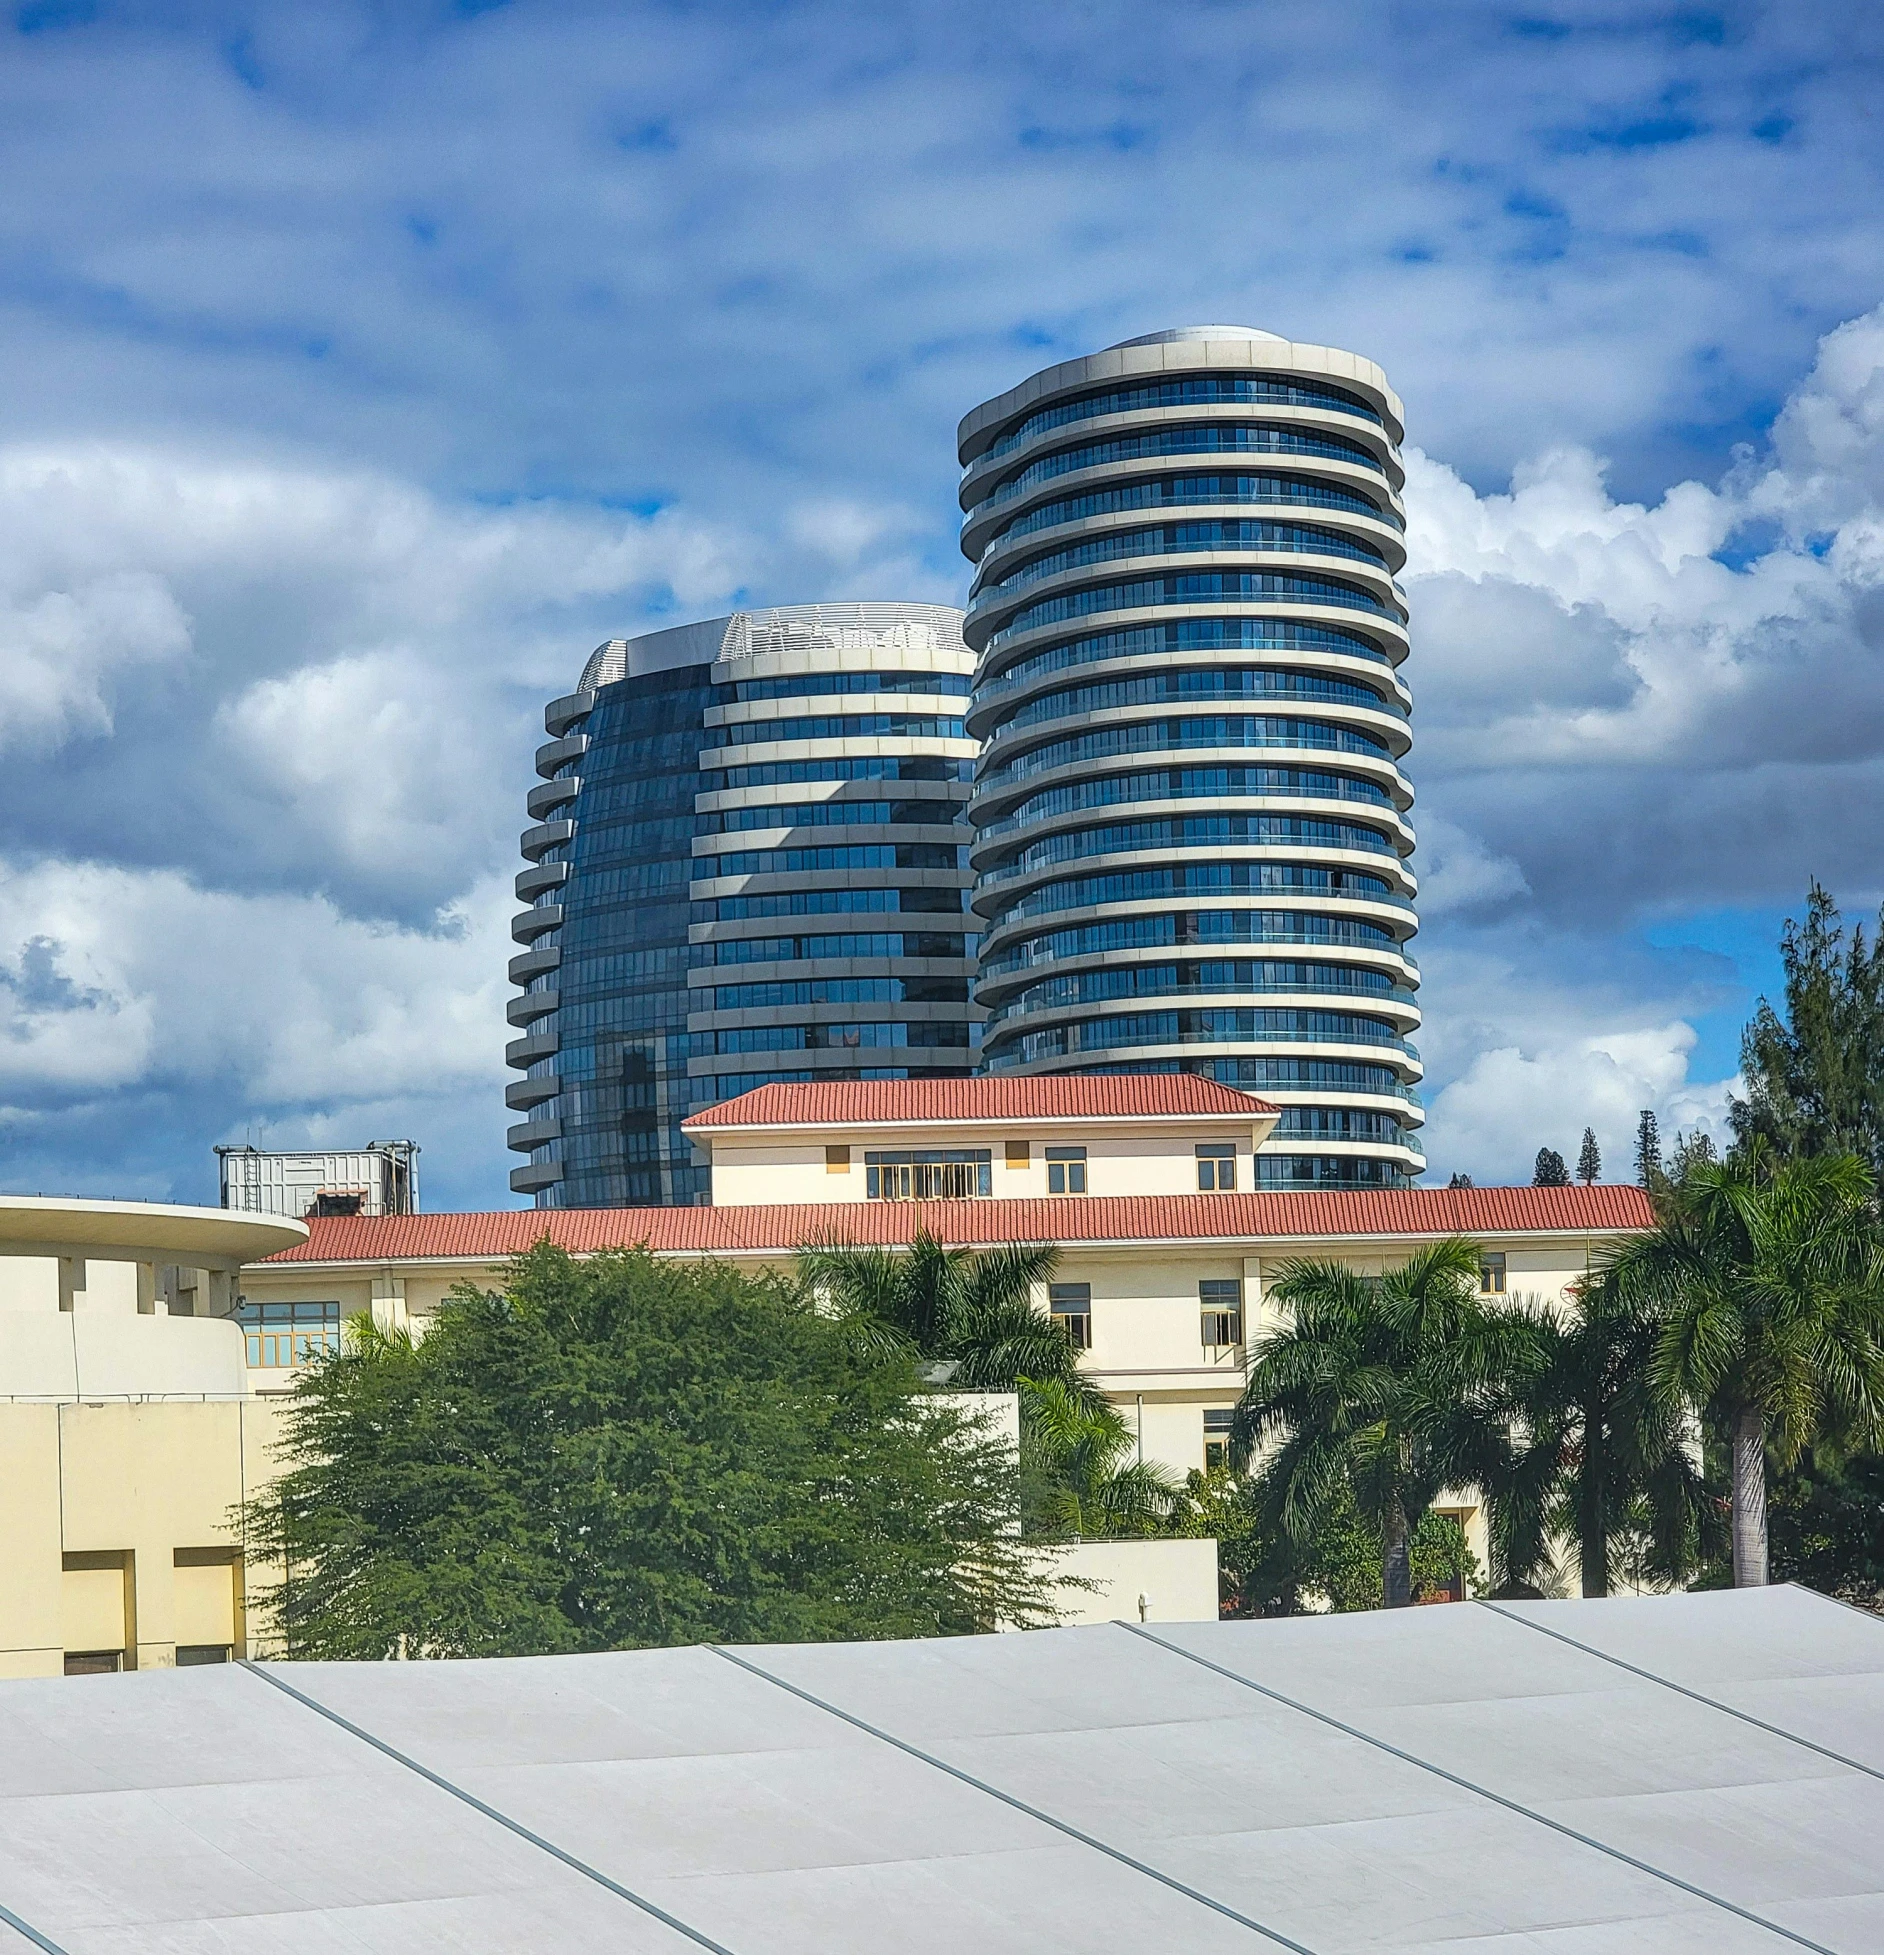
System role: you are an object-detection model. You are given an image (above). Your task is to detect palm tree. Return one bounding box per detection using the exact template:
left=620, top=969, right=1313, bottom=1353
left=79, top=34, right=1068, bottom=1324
left=1230, top=1238, right=1526, bottom=1607
left=1600, top=1149, right=1884, bottom=1586
left=1019, top=1378, right=1182, bottom=1538
left=795, top=1229, right=1082, bottom=1393
left=1485, top=1277, right=1718, bottom=1598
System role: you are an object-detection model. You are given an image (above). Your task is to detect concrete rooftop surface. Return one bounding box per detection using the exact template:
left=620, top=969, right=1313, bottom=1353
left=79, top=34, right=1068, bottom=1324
left=2, top=1587, right=1881, bottom=1953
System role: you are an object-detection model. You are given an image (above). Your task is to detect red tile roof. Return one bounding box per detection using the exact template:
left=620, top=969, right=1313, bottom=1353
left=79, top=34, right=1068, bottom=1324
left=258, top=1184, right=1654, bottom=1264
left=682, top=1074, right=1277, bottom=1129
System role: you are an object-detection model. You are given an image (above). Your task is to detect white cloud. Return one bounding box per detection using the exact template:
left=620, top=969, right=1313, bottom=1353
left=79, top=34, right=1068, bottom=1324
left=2, top=7, right=1883, bottom=1201
left=0, top=856, right=510, bottom=1109
left=0, top=444, right=767, bottom=914
left=1406, top=811, right=1529, bottom=920
left=1424, top=1023, right=1734, bottom=1188
left=1402, top=304, right=1884, bottom=1179
left=1417, top=1022, right=1725, bottom=1188
left=0, top=570, right=192, bottom=753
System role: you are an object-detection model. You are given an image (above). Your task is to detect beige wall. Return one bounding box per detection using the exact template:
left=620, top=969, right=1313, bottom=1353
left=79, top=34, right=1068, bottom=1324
left=1044, top=1537, right=1222, bottom=1626
left=703, top=1117, right=1270, bottom=1207
left=0, top=1398, right=284, bottom=1679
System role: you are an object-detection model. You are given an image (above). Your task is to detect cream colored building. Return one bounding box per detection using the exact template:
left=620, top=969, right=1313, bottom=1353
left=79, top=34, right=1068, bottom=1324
left=0, top=1094, right=1654, bottom=1677
left=243, top=1078, right=1654, bottom=1559
left=0, top=1197, right=306, bottom=1678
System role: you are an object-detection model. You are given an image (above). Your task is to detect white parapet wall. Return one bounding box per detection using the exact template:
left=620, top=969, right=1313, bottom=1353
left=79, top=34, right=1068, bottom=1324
left=1042, top=1536, right=1221, bottom=1627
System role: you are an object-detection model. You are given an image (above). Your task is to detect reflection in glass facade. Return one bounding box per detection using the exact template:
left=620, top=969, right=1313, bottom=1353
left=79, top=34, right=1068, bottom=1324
left=959, top=328, right=1424, bottom=1187
left=507, top=604, right=980, bottom=1207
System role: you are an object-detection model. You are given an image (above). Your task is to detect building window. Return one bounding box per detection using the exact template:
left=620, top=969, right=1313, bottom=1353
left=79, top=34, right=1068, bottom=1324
left=1200, top=1278, right=1244, bottom=1348
left=1196, top=1143, right=1237, bottom=1191
left=1045, top=1146, right=1088, bottom=1194
left=865, top=1150, right=992, bottom=1200
left=825, top=1145, right=851, bottom=1173
left=1203, top=1407, right=1236, bottom=1469
left=176, top=1644, right=233, bottom=1666
left=63, top=1651, right=123, bottom=1676
left=1049, top=1282, right=1092, bottom=1349
left=1479, top=1253, right=1507, bottom=1295
left=1004, top=1139, right=1031, bottom=1168
left=235, top=1300, right=341, bottom=1368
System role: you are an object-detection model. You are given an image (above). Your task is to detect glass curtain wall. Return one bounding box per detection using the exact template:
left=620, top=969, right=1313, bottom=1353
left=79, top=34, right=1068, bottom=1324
left=507, top=605, right=981, bottom=1207
left=958, top=329, right=1424, bottom=1187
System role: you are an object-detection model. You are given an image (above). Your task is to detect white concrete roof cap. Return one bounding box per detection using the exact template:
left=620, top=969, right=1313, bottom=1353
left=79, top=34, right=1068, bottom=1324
left=0, top=1194, right=306, bottom=1260
left=957, top=329, right=1405, bottom=458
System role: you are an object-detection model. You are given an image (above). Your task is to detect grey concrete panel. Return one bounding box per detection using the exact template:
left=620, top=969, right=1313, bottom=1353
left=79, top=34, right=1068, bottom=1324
left=1488, top=1586, right=1884, bottom=1775
left=2, top=1592, right=1880, bottom=1953
left=0, top=1665, right=706, bottom=1954
left=1151, top=1603, right=1884, bottom=1949
left=260, top=1646, right=1263, bottom=1955
left=749, top=1621, right=1783, bottom=1953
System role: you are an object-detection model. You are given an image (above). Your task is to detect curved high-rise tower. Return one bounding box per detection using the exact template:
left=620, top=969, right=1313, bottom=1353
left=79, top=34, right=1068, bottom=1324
left=507, top=602, right=980, bottom=1207
left=959, top=327, right=1422, bottom=1187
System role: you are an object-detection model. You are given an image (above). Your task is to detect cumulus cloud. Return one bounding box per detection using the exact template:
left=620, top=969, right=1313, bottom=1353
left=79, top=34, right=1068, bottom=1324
left=0, top=444, right=765, bottom=912
left=0, top=436, right=973, bottom=1202
left=0, top=858, right=510, bottom=1106
left=1405, top=304, right=1884, bottom=1179
left=1, top=3, right=1882, bottom=1200
left=1426, top=1024, right=1734, bottom=1188
left=0, top=570, right=192, bottom=753
left=1405, top=301, right=1884, bottom=908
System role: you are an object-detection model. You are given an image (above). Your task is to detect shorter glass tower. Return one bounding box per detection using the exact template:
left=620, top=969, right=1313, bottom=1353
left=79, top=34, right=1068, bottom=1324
left=507, top=603, right=981, bottom=1207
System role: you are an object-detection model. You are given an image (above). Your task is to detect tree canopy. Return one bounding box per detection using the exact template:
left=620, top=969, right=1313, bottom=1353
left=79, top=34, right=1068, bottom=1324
left=1483, top=1276, right=1718, bottom=1598
left=1018, top=1378, right=1181, bottom=1539
left=1532, top=1147, right=1570, bottom=1187
left=245, top=1243, right=1058, bottom=1657
left=795, top=1229, right=1080, bottom=1394
left=1635, top=1110, right=1663, bottom=1189
left=1231, top=1239, right=1527, bottom=1607
left=1601, top=1149, right=1884, bottom=1586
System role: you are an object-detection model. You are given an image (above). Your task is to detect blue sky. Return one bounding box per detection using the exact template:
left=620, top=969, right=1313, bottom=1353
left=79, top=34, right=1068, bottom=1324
left=1, top=0, right=1882, bottom=1206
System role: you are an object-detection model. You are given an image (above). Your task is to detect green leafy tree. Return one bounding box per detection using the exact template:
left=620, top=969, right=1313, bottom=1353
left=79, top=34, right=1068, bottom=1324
left=1533, top=1147, right=1570, bottom=1187
left=1576, top=1128, right=1601, bottom=1185
left=1484, top=1279, right=1720, bottom=1598
left=796, top=1229, right=1081, bottom=1393
left=1230, top=1239, right=1527, bottom=1607
left=1759, top=1443, right=1884, bottom=1612
left=1601, top=1150, right=1884, bottom=1586
left=1018, top=1378, right=1182, bottom=1538
left=1732, top=883, right=1884, bottom=1174
left=244, top=1243, right=1059, bottom=1656
left=1165, top=1465, right=1263, bottom=1615
left=1300, top=1492, right=1481, bottom=1611
left=1668, top=1129, right=1717, bottom=1182
left=1167, top=1467, right=1480, bottom=1615
left=1636, top=1109, right=1663, bottom=1189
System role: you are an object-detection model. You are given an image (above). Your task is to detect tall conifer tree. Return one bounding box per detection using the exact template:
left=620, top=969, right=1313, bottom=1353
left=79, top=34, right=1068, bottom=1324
left=1635, top=1109, right=1662, bottom=1188
left=1732, top=883, right=1884, bottom=1172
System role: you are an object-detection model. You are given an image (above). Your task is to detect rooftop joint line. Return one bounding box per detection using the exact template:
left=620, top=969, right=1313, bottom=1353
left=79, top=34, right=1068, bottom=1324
left=1477, top=1595, right=1884, bottom=1786
left=1120, top=1621, right=1840, bottom=1955
left=238, top=1662, right=736, bottom=1955
left=0, top=1901, right=66, bottom=1955
left=707, top=1642, right=1319, bottom=1954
